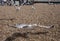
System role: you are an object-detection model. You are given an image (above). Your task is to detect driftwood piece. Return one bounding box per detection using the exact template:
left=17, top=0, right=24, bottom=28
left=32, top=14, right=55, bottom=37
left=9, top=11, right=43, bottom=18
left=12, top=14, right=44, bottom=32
left=0, top=18, right=16, bottom=26
left=5, top=32, right=28, bottom=41
left=26, top=31, right=48, bottom=35
left=9, top=24, right=54, bottom=29
left=0, top=18, right=16, bottom=21
left=5, top=31, right=48, bottom=41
